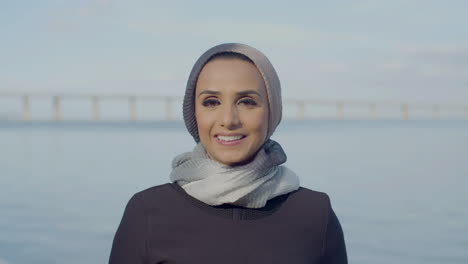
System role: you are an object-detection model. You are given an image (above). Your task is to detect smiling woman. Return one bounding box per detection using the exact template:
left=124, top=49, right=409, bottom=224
left=195, top=53, right=269, bottom=166
left=109, top=43, right=347, bottom=264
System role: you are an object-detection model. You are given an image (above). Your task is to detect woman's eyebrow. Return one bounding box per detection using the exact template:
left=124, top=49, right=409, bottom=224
left=236, top=90, right=260, bottom=97
left=198, top=90, right=220, bottom=97
left=198, top=90, right=260, bottom=97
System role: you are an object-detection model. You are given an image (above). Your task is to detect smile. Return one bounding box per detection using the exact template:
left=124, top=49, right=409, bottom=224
left=215, top=134, right=247, bottom=146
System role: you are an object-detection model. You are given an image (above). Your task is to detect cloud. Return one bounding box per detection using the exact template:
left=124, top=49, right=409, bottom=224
left=45, top=20, right=78, bottom=33
left=0, top=258, right=11, bottom=264
left=76, top=0, right=113, bottom=16
left=277, top=43, right=468, bottom=103
left=127, top=19, right=347, bottom=47
left=389, top=45, right=468, bottom=78
left=398, top=45, right=468, bottom=66
left=45, top=0, right=114, bottom=32
left=96, top=0, right=112, bottom=7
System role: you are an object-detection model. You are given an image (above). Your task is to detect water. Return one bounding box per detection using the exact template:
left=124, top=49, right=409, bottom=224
left=1, top=120, right=467, bottom=264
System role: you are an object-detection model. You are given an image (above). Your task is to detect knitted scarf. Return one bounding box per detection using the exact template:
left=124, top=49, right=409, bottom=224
left=169, top=139, right=300, bottom=208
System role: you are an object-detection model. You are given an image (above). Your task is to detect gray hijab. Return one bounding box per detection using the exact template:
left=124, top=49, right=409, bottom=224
left=170, top=43, right=300, bottom=208
left=183, top=43, right=282, bottom=142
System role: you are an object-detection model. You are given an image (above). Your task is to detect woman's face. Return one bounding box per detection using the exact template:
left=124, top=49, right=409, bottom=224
left=195, top=58, right=269, bottom=166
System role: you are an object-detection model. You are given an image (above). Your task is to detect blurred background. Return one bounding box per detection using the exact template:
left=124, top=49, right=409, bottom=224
left=1, top=1, right=467, bottom=263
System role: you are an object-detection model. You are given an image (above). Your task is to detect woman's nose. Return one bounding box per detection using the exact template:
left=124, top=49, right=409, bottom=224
left=220, top=105, right=241, bottom=129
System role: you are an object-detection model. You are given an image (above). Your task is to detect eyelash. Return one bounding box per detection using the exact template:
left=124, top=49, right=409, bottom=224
left=202, top=98, right=220, bottom=107
left=239, top=98, right=257, bottom=106
left=201, top=98, right=258, bottom=107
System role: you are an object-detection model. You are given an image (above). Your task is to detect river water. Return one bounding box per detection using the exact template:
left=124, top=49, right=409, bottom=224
left=1, top=120, right=467, bottom=264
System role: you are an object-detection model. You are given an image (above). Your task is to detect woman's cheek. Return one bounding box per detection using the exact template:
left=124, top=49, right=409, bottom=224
left=248, top=108, right=268, bottom=129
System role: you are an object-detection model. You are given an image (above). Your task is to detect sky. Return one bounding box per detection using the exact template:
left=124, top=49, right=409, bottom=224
left=1, top=0, right=468, bottom=104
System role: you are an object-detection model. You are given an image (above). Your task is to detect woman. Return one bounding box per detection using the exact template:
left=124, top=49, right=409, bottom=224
left=109, top=43, right=347, bottom=263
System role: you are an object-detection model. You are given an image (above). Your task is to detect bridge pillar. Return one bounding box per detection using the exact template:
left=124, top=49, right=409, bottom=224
left=165, top=97, right=172, bottom=120
left=92, top=96, right=100, bottom=121
left=369, top=103, right=377, bottom=119
left=337, top=102, right=344, bottom=120
left=53, top=96, right=61, bottom=121
left=401, top=104, right=409, bottom=120
left=432, top=105, right=440, bottom=120
left=297, top=101, right=305, bottom=120
left=22, top=95, right=30, bottom=121
left=129, top=96, right=137, bottom=121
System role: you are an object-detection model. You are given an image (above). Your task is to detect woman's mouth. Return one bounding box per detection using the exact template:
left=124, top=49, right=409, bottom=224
left=215, top=134, right=247, bottom=146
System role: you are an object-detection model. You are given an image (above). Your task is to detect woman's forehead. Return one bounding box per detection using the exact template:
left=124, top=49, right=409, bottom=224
left=196, top=58, right=266, bottom=94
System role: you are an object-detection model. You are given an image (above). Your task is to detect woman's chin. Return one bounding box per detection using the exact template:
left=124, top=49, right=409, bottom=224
left=216, top=157, right=244, bottom=166
left=213, top=152, right=255, bottom=166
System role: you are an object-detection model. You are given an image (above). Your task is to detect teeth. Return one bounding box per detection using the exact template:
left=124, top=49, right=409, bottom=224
left=217, top=135, right=243, bottom=141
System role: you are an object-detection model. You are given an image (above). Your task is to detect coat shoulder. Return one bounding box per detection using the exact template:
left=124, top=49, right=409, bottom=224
left=289, top=186, right=331, bottom=208
left=131, top=183, right=174, bottom=205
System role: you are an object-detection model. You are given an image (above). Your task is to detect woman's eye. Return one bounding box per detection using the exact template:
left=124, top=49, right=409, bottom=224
left=202, top=98, right=220, bottom=107
left=239, top=98, right=257, bottom=106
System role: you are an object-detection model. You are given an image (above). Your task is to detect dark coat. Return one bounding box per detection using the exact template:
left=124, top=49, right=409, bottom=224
left=109, top=182, right=347, bottom=264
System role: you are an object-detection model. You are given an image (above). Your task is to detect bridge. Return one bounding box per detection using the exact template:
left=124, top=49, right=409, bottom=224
left=0, top=92, right=467, bottom=121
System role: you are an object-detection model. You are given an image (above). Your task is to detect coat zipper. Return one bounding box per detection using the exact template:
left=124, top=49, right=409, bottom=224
left=233, top=207, right=242, bottom=220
